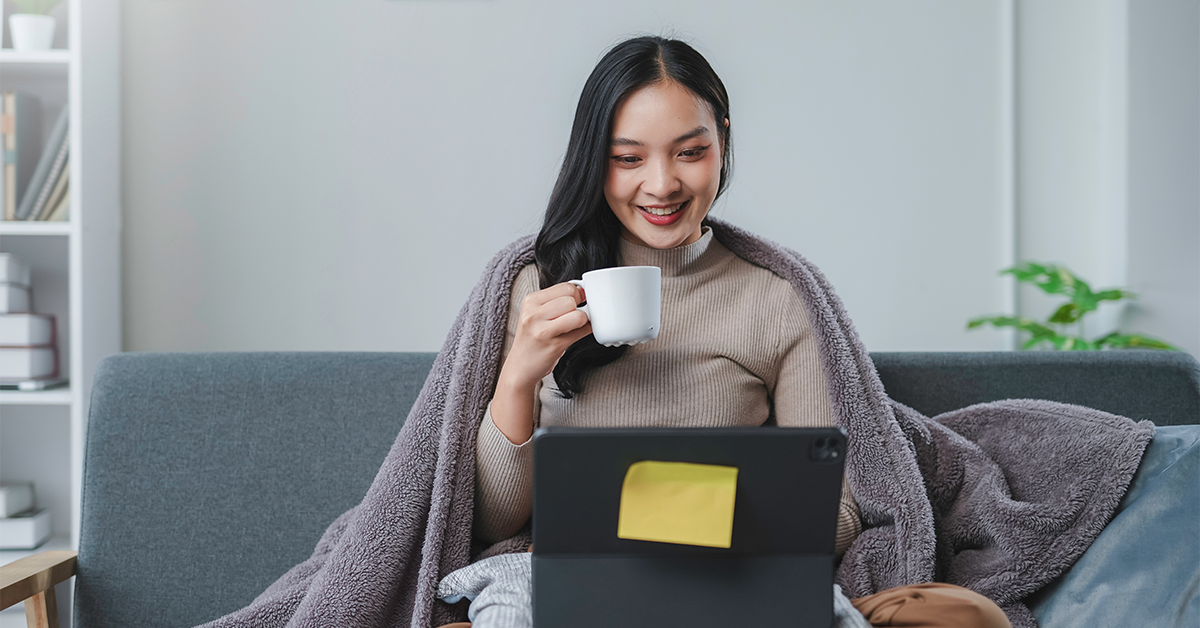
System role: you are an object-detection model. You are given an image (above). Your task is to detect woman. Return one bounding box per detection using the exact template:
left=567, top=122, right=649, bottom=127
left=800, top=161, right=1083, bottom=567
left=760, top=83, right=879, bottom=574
left=443, top=35, right=1012, bottom=628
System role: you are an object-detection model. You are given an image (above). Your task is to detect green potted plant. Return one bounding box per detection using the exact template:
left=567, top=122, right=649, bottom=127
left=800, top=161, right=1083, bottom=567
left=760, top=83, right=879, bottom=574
left=968, top=261, right=1178, bottom=350
left=8, top=0, right=62, bottom=51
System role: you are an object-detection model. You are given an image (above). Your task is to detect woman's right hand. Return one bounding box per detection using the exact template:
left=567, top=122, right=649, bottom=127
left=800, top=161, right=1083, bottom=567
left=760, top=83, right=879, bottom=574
left=490, top=282, right=592, bottom=444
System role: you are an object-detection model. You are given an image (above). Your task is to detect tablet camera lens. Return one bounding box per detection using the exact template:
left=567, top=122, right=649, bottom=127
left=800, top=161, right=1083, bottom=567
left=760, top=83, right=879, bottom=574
left=810, top=437, right=842, bottom=462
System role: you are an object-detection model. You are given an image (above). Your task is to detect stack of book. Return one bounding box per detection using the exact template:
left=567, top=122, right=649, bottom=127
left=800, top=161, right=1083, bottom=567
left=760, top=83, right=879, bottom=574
left=0, top=482, right=50, bottom=550
left=1, top=93, right=69, bottom=222
left=0, top=252, right=65, bottom=390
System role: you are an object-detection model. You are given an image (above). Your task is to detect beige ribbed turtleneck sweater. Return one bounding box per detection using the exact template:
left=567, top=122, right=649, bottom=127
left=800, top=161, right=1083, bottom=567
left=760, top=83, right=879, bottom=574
left=475, top=227, right=861, bottom=553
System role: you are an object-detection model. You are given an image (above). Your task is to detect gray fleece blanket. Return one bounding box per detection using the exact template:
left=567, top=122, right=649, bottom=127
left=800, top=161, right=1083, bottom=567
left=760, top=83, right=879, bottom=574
left=197, top=219, right=1153, bottom=628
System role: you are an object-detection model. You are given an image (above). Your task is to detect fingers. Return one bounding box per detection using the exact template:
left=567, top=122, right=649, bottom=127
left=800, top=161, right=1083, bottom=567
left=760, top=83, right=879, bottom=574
left=539, top=308, right=590, bottom=340
left=518, top=283, right=588, bottom=332
left=562, top=319, right=594, bottom=345
left=531, top=294, right=583, bottom=322
left=523, top=282, right=584, bottom=309
left=502, top=282, right=595, bottom=389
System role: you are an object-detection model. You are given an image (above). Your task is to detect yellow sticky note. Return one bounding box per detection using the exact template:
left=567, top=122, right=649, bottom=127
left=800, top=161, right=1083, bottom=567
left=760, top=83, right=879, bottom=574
left=617, top=460, right=738, bottom=549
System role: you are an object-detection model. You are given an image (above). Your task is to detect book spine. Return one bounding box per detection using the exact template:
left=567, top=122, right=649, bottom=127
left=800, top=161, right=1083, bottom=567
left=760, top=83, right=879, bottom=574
left=45, top=188, right=69, bottom=221
left=21, top=107, right=68, bottom=221
left=11, top=94, right=42, bottom=219
left=0, top=95, right=7, bottom=222
left=34, top=153, right=68, bottom=221
left=2, top=93, right=15, bottom=221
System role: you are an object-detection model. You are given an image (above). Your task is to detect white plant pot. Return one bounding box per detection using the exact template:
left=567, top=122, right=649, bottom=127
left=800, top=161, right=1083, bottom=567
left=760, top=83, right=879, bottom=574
left=9, top=14, right=56, bottom=51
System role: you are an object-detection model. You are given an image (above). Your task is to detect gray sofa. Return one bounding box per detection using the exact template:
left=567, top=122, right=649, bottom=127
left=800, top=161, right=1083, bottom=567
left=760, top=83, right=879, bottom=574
left=3, top=351, right=1198, bottom=628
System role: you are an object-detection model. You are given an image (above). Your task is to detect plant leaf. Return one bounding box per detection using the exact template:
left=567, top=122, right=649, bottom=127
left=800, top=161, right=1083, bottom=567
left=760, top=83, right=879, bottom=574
left=1048, top=303, right=1081, bottom=324
left=1052, top=265, right=1079, bottom=295
left=1070, top=279, right=1097, bottom=311
left=1051, top=335, right=1101, bottom=351
left=966, top=317, right=992, bottom=329
left=1097, top=333, right=1179, bottom=351
left=968, top=316, right=1057, bottom=336
left=968, top=315, right=1013, bottom=330
left=971, top=316, right=1075, bottom=351
left=1003, top=262, right=1081, bottom=297
left=1029, top=264, right=1068, bottom=295
left=1022, top=336, right=1054, bottom=350
left=11, top=0, right=60, bottom=15
left=972, top=262, right=1180, bottom=352
left=1002, top=262, right=1050, bottom=283
left=1094, top=289, right=1134, bottom=302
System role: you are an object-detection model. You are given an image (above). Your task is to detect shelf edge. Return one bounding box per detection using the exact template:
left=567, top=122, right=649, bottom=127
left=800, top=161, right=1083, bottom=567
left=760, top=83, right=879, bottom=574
left=0, top=389, right=73, bottom=405
left=0, top=222, right=72, bottom=236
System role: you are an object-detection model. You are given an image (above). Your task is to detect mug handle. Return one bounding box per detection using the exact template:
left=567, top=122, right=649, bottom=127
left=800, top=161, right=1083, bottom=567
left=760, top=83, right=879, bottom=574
left=568, top=280, right=590, bottom=318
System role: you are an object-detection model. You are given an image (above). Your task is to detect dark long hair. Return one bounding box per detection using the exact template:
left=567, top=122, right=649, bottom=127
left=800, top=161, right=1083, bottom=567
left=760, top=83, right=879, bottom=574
left=536, top=35, right=734, bottom=397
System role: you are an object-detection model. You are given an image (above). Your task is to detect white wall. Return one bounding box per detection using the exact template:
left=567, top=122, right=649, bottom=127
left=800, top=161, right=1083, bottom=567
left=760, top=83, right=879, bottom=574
left=121, top=0, right=1197, bottom=356
left=1016, top=0, right=1130, bottom=339
left=1126, top=0, right=1199, bottom=355
left=1016, top=0, right=1199, bottom=355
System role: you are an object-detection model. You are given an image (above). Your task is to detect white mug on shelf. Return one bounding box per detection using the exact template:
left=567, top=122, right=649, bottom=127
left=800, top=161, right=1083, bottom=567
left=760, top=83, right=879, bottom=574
left=570, top=265, right=661, bottom=347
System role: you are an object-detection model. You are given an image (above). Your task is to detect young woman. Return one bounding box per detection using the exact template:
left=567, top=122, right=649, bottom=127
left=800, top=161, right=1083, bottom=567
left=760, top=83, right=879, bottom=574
left=445, top=36, right=1011, bottom=628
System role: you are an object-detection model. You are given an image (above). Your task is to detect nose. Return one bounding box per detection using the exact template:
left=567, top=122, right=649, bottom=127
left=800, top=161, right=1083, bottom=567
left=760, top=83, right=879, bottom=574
left=642, top=158, right=682, bottom=198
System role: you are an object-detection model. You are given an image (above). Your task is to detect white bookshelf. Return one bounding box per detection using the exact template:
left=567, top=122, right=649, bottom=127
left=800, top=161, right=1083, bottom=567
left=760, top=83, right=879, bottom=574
left=0, top=0, right=119, bottom=625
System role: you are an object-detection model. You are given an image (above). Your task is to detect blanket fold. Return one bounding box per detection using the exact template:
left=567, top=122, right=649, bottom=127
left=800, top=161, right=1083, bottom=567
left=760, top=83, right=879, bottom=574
left=198, top=220, right=1151, bottom=628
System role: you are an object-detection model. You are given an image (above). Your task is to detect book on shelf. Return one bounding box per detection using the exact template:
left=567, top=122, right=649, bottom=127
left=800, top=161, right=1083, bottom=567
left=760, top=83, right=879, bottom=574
left=0, top=253, right=31, bottom=287
left=15, top=106, right=67, bottom=221
left=0, top=346, right=57, bottom=380
left=43, top=186, right=68, bottom=221
left=0, top=509, right=50, bottom=550
left=1, top=92, right=42, bottom=222
left=0, top=313, right=55, bottom=346
left=34, top=163, right=68, bottom=221
left=0, top=282, right=30, bottom=313
left=0, top=483, right=34, bottom=518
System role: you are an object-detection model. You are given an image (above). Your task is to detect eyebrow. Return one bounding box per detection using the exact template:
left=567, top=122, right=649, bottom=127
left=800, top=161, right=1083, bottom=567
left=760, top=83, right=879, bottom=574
left=611, top=126, right=711, bottom=147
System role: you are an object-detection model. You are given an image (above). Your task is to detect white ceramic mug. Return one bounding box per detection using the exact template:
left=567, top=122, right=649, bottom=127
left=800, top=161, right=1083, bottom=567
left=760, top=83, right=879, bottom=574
left=570, top=266, right=661, bottom=347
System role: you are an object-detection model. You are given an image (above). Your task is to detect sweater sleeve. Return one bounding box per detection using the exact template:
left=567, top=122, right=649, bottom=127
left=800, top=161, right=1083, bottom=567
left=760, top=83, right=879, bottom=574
left=769, top=284, right=863, bottom=556
left=474, top=264, right=542, bottom=544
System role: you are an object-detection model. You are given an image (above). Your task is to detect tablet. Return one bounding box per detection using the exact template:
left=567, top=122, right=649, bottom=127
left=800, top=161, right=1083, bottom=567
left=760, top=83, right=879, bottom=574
left=532, top=426, right=846, bottom=628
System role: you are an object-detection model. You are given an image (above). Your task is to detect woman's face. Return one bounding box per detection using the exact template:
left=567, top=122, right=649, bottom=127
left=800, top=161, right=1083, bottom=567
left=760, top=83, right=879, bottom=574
left=605, top=81, right=723, bottom=250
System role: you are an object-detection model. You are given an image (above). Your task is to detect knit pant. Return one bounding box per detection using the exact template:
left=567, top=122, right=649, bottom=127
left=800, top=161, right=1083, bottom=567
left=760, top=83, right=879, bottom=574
left=436, top=581, right=1012, bottom=628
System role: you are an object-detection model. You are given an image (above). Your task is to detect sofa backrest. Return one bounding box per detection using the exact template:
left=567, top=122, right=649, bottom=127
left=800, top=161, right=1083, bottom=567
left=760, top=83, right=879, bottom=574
left=76, top=352, right=437, bottom=628
left=75, top=350, right=1199, bottom=627
left=872, top=351, right=1200, bottom=426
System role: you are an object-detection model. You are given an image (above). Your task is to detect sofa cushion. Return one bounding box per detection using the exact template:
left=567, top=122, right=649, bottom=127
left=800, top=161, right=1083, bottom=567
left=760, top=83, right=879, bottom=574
left=1027, top=425, right=1199, bottom=628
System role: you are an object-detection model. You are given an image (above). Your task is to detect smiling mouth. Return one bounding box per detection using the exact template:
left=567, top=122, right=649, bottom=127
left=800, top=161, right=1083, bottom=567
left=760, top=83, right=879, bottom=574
left=638, top=200, right=690, bottom=216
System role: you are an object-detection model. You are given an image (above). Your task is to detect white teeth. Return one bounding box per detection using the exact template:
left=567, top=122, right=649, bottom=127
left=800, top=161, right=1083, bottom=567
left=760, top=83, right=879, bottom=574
left=641, top=202, right=685, bottom=216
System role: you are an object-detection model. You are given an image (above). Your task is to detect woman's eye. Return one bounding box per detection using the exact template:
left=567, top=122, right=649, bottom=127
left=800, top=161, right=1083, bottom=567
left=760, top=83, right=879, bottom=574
left=680, top=146, right=710, bottom=159
left=611, top=155, right=641, bottom=165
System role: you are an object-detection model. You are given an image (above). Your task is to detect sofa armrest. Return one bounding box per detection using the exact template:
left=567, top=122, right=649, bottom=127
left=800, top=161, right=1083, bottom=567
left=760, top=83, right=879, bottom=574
left=0, top=551, right=77, bottom=628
